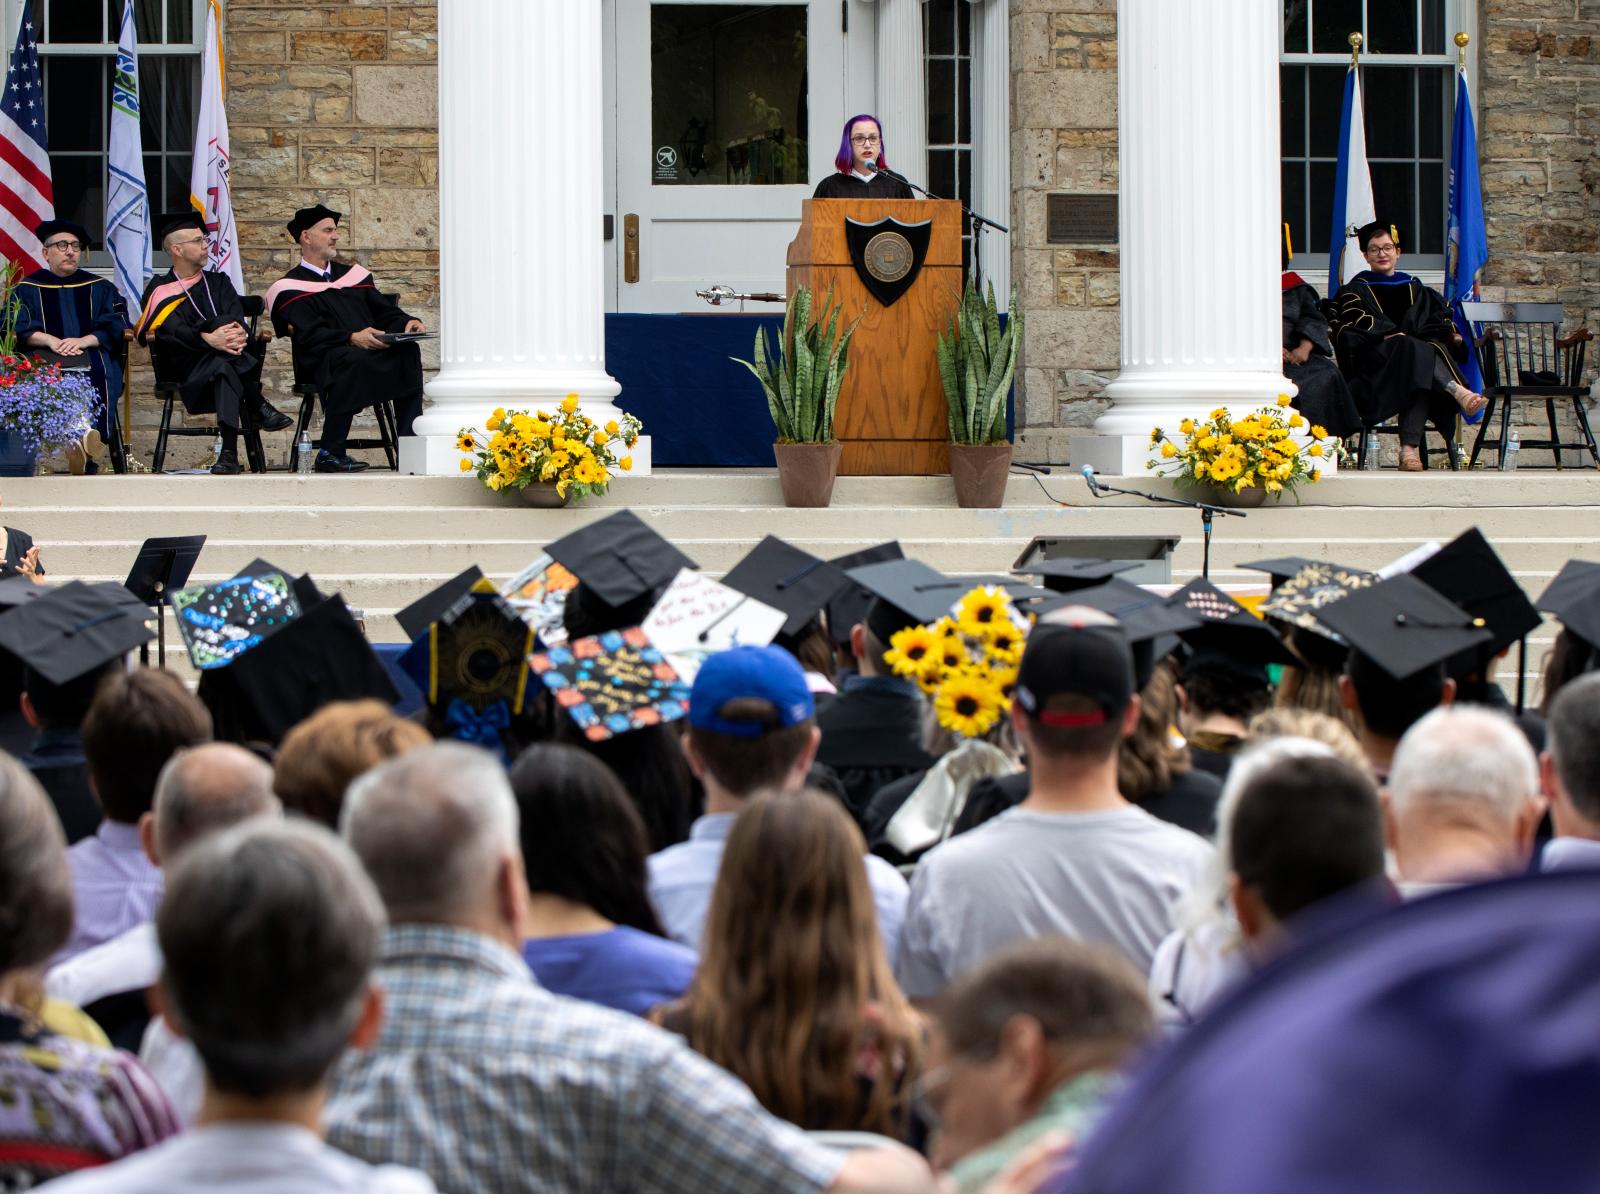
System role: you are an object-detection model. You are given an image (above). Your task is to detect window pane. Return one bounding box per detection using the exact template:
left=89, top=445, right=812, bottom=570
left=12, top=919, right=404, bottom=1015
left=157, top=56, right=196, bottom=155
left=1417, top=161, right=1444, bottom=255
left=1281, top=64, right=1305, bottom=155
left=1421, top=0, right=1445, bottom=54
left=1283, top=0, right=1308, bottom=53
left=928, top=58, right=955, bottom=144
left=1366, top=0, right=1417, bottom=54
left=46, top=0, right=102, bottom=42
left=1418, top=66, right=1445, bottom=158
left=1364, top=67, right=1415, bottom=158
left=929, top=148, right=955, bottom=200
left=50, top=155, right=104, bottom=240
left=926, top=0, right=954, bottom=57
left=1312, top=0, right=1361, bottom=54
left=957, top=56, right=970, bottom=144
left=649, top=5, right=809, bottom=186
left=44, top=58, right=102, bottom=152
left=1370, top=161, right=1414, bottom=231
left=1309, top=160, right=1335, bottom=257
left=957, top=147, right=971, bottom=207
left=1306, top=65, right=1344, bottom=158
left=1282, top=160, right=1308, bottom=263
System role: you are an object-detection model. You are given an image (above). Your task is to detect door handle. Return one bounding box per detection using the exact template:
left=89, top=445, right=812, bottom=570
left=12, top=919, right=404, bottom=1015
left=623, top=214, right=640, bottom=284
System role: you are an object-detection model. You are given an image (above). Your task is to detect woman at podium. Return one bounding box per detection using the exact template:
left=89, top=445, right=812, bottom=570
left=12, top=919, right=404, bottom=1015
left=813, top=115, right=915, bottom=200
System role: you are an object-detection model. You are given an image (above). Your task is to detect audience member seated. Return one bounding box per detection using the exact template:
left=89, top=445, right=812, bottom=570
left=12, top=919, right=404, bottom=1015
left=1281, top=250, right=1361, bottom=437
left=509, top=743, right=697, bottom=1016
left=59, top=669, right=213, bottom=962
left=1541, top=675, right=1600, bottom=873
left=1150, top=737, right=1389, bottom=1028
left=0, top=754, right=177, bottom=1188
left=1115, top=660, right=1222, bottom=837
left=16, top=656, right=119, bottom=846
left=1177, top=649, right=1275, bottom=782
left=650, top=646, right=908, bottom=957
left=48, top=744, right=278, bottom=1055
left=273, top=699, right=431, bottom=829
left=1386, top=706, right=1544, bottom=896
left=47, top=820, right=437, bottom=1193
left=1337, top=646, right=1454, bottom=784
left=921, top=937, right=1156, bottom=1192
left=330, top=742, right=932, bottom=1193
left=654, top=789, right=923, bottom=1140
left=897, top=613, right=1213, bottom=997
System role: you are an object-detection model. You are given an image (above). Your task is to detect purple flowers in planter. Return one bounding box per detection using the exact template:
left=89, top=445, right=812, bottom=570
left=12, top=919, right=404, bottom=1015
left=0, top=356, right=96, bottom=456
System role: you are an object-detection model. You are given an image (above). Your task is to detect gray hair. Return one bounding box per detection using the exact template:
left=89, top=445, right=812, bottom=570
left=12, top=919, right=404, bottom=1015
left=0, top=754, right=72, bottom=973
left=153, top=742, right=280, bottom=861
left=341, top=741, right=520, bottom=924
left=1548, top=673, right=1600, bottom=822
left=1389, top=705, right=1539, bottom=823
left=157, top=818, right=385, bottom=1097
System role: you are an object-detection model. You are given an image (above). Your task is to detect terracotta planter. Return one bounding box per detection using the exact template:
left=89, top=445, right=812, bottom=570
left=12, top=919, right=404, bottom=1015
left=773, top=441, right=843, bottom=507
left=1200, top=484, right=1268, bottom=509
left=516, top=482, right=572, bottom=508
left=949, top=442, right=1013, bottom=508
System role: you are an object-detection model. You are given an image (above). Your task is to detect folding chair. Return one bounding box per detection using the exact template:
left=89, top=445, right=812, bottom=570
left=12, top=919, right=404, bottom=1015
left=1461, top=301, right=1597, bottom=470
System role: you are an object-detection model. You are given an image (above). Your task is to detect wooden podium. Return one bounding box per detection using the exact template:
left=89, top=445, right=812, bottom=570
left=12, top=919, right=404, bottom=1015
left=786, top=199, right=962, bottom=475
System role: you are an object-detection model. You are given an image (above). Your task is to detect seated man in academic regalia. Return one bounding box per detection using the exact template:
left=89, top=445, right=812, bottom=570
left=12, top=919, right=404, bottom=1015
left=812, top=114, right=916, bottom=200
left=263, top=204, right=426, bottom=474
left=1280, top=227, right=1360, bottom=438
left=1328, top=220, right=1485, bottom=471
left=13, top=220, right=129, bottom=465
left=136, top=212, right=294, bottom=476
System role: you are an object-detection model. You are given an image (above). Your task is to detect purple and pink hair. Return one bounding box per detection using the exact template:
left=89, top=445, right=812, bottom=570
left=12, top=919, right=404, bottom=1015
left=833, top=114, right=890, bottom=175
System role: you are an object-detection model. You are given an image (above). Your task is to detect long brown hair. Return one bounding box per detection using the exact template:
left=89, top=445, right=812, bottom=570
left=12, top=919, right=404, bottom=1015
left=686, top=789, right=921, bottom=1135
left=1119, top=661, right=1191, bottom=802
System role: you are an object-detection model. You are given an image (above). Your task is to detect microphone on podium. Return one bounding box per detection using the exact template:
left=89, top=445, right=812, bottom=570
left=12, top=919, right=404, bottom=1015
left=1081, top=465, right=1102, bottom=497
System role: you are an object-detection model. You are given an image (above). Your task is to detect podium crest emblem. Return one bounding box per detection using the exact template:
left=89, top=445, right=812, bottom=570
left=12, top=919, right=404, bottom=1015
left=845, top=217, right=932, bottom=307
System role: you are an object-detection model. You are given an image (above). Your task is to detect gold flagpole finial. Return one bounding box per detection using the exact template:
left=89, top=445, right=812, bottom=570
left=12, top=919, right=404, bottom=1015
left=1455, top=31, right=1470, bottom=70
left=1348, top=31, right=1363, bottom=66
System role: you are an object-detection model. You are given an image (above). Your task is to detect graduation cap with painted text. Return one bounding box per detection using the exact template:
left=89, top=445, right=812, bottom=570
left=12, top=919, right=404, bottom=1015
left=0, top=580, right=153, bottom=685
left=1312, top=573, right=1492, bottom=681
left=1240, top=556, right=1367, bottom=592
left=395, top=566, right=487, bottom=643
left=720, top=536, right=847, bottom=640
left=1169, top=577, right=1298, bottom=670
left=824, top=541, right=904, bottom=644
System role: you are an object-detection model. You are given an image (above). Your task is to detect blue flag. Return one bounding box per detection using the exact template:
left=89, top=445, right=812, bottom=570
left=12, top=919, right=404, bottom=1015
left=1327, top=64, right=1375, bottom=290
left=1445, top=66, right=1488, bottom=402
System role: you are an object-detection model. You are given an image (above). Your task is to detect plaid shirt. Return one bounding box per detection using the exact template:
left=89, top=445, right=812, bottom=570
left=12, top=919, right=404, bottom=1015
left=326, top=925, right=845, bottom=1194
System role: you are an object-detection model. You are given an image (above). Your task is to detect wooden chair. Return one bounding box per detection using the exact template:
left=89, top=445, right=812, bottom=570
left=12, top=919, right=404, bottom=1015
left=1460, top=301, right=1597, bottom=470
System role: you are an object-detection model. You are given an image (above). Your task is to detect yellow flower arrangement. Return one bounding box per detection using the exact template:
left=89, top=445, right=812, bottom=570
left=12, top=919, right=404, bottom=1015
left=458, top=395, right=642, bottom=502
left=1148, top=399, right=1342, bottom=500
left=884, top=585, right=1031, bottom=738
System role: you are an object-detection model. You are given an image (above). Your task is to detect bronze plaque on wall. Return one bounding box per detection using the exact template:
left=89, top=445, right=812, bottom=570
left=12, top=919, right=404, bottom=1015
left=1047, top=194, right=1119, bottom=244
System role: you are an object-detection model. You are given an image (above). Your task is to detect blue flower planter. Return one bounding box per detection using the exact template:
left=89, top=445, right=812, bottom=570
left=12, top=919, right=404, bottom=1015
left=0, top=430, right=38, bottom=478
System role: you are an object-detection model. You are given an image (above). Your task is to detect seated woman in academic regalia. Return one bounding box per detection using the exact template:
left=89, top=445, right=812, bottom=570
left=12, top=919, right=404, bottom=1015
left=812, top=114, right=915, bottom=200
left=1328, top=220, right=1485, bottom=471
left=13, top=220, right=129, bottom=463
left=1280, top=228, right=1360, bottom=438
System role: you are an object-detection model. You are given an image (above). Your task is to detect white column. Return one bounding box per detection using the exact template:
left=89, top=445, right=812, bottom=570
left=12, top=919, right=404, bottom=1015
left=1088, top=0, right=1290, bottom=442
left=875, top=0, right=927, bottom=188
left=973, top=0, right=1010, bottom=310
left=409, top=0, right=625, bottom=461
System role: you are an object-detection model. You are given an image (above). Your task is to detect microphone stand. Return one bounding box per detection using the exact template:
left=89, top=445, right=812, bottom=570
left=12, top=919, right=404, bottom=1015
left=1084, top=475, right=1248, bottom=580
left=871, top=165, right=1008, bottom=291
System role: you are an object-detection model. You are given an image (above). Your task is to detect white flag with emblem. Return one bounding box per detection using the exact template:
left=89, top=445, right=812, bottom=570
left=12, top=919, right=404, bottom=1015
left=105, top=0, right=149, bottom=314
left=188, top=0, right=242, bottom=291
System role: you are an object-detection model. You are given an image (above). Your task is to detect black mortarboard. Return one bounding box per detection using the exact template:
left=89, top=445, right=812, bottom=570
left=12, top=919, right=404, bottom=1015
left=544, top=510, right=696, bottom=609
left=1409, top=528, right=1542, bottom=659
left=155, top=210, right=206, bottom=243
left=0, top=576, right=45, bottom=612
left=198, top=594, right=399, bottom=746
left=1354, top=219, right=1401, bottom=250
left=1537, top=561, right=1600, bottom=652
left=1169, top=578, right=1298, bottom=669
left=1259, top=563, right=1377, bottom=641
left=1036, top=577, right=1202, bottom=688
left=0, top=580, right=153, bottom=685
left=1312, top=574, right=1492, bottom=681
left=395, top=566, right=488, bottom=643
left=848, top=558, right=962, bottom=642
left=286, top=203, right=341, bottom=240
left=824, top=541, right=904, bottom=644
left=34, top=219, right=92, bottom=250
left=721, top=536, right=847, bottom=640
left=1013, top=556, right=1141, bottom=595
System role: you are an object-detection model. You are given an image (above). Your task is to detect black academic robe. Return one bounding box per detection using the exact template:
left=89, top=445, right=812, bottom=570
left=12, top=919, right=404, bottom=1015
left=1282, top=275, right=1361, bottom=437
left=265, top=261, right=423, bottom=427
left=0, top=528, right=38, bottom=580
left=812, top=172, right=915, bottom=200
left=13, top=269, right=128, bottom=440
left=815, top=682, right=936, bottom=823
left=1330, top=271, right=1467, bottom=428
left=136, top=269, right=262, bottom=429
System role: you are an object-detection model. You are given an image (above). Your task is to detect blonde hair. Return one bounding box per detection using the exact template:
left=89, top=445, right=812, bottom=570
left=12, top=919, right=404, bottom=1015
left=1246, top=707, right=1365, bottom=770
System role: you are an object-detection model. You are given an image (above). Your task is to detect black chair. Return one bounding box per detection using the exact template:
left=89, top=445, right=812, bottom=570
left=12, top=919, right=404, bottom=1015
left=1461, top=301, right=1597, bottom=470
left=105, top=330, right=131, bottom=473
left=150, top=297, right=268, bottom=474
left=284, top=293, right=406, bottom=472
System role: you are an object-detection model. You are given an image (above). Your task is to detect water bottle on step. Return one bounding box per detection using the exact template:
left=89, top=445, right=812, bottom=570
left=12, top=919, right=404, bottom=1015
left=295, top=428, right=314, bottom=475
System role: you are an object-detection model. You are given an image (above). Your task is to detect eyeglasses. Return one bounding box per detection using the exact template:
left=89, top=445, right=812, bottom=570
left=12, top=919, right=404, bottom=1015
left=1365, top=244, right=1398, bottom=255
left=43, top=240, right=82, bottom=252
left=169, top=236, right=208, bottom=248
left=850, top=134, right=881, bottom=146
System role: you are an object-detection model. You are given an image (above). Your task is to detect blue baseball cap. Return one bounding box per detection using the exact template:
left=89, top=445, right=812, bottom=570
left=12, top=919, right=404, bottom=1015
left=688, top=645, right=814, bottom=737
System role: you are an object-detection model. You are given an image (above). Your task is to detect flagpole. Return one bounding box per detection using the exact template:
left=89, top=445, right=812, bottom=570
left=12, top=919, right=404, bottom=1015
left=1456, top=30, right=1469, bottom=72
left=1349, top=30, right=1362, bottom=67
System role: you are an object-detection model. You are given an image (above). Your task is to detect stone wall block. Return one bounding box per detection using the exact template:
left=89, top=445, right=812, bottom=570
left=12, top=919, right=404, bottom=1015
left=1011, top=128, right=1056, bottom=186
left=389, top=7, right=440, bottom=33
left=292, top=31, right=388, bottom=61
left=314, top=96, right=355, bottom=123
left=353, top=188, right=440, bottom=250
left=1015, top=65, right=1116, bottom=129
left=302, top=146, right=378, bottom=186
left=231, top=32, right=288, bottom=62
left=378, top=146, right=441, bottom=187
left=1086, top=272, right=1119, bottom=306
left=1011, top=12, right=1052, bottom=71
left=1055, top=272, right=1086, bottom=306
left=353, top=65, right=439, bottom=126
left=231, top=143, right=301, bottom=186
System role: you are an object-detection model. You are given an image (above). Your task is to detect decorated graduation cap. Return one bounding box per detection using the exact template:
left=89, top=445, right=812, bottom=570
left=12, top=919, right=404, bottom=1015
left=34, top=219, right=92, bottom=249
left=395, top=566, right=487, bottom=643
left=1312, top=573, right=1492, bottom=682
left=1355, top=219, right=1401, bottom=251
left=1408, top=528, right=1542, bottom=663
left=848, top=557, right=965, bottom=644
left=197, top=593, right=398, bottom=746
left=0, top=580, right=152, bottom=685
left=169, top=570, right=302, bottom=671
left=1169, top=577, right=1297, bottom=671
left=824, top=541, right=904, bottom=645
left=1011, top=556, right=1140, bottom=595
left=640, top=567, right=785, bottom=683
left=286, top=203, right=341, bottom=240
left=1258, top=562, right=1376, bottom=641
left=1238, top=556, right=1367, bottom=592
left=1536, top=560, right=1600, bottom=653
left=545, top=510, right=696, bottom=612
left=720, top=535, right=847, bottom=640
left=155, top=210, right=206, bottom=243
left=416, top=586, right=535, bottom=742
left=1036, top=577, right=1202, bottom=689
left=530, top=626, right=691, bottom=742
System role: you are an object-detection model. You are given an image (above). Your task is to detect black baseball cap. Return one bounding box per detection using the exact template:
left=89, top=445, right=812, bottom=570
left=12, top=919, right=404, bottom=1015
left=1312, top=574, right=1494, bottom=681
left=0, top=580, right=153, bottom=685
left=1014, top=620, right=1136, bottom=728
left=721, top=536, right=847, bottom=640
left=395, top=566, right=488, bottom=642
left=1036, top=577, right=1202, bottom=689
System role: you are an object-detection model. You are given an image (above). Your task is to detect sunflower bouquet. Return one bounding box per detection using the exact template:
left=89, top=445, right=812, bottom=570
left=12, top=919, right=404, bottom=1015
left=882, top=584, right=1028, bottom=739
left=1147, top=396, right=1338, bottom=499
left=458, top=395, right=641, bottom=502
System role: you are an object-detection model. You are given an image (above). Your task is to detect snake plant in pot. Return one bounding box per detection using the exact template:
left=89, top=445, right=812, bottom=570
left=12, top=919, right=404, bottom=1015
left=733, top=285, right=862, bottom=507
left=938, top=281, right=1021, bottom=507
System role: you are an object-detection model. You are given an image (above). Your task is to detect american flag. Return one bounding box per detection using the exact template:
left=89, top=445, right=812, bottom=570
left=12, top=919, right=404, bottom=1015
left=0, top=12, right=53, bottom=272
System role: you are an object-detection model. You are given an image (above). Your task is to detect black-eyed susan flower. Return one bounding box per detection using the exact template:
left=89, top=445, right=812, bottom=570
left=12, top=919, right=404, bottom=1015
left=986, top=623, right=1024, bottom=666
left=956, top=586, right=1010, bottom=638
left=935, top=672, right=1004, bottom=737
left=884, top=624, right=939, bottom=679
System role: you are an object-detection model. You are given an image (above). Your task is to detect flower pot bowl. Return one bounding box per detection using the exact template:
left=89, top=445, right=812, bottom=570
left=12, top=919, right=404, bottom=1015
left=949, top=442, right=1013, bottom=508
left=1200, top=484, right=1268, bottom=509
left=516, top=482, right=572, bottom=508
left=774, top=441, right=843, bottom=507
left=0, top=430, right=37, bottom=478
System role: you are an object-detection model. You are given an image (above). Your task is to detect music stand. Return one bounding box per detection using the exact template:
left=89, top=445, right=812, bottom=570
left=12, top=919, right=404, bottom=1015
left=124, top=535, right=206, bottom=668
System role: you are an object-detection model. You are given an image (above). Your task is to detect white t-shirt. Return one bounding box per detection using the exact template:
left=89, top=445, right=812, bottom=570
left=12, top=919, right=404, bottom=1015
left=42, top=1121, right=437, bottom=1193
left=1146, top=918, right=1251, bottom=1030
left=895, top=804, right=1214, bottom=998
left=46, top=921, right=161, bottom=1009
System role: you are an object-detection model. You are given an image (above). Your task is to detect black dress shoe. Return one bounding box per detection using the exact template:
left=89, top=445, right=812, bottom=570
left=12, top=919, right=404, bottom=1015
left=314, top=451, right=370, bottom=474
left=255, top=403, right=294, bottom=432
left=210, top=449, right=242, bottom=476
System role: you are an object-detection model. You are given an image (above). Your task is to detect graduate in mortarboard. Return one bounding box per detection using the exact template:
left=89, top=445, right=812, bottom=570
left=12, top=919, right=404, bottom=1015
left=262, top=204, right=425, bottom=473
left=13, top=220, right=128, bottom=459
left=1328, top=220, right=1485, bottom=470
left=136, top=212, right=294, bottom=475
left=1279, top=223, right=1360, bottom=438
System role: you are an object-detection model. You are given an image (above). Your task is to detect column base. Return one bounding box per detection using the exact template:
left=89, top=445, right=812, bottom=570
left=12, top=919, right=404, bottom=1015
left=1093, top=371, right=1298, bottom=437
left=399, top=435, right=653, bottom=477
left=1072, top=432, right=1341, bottom=478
